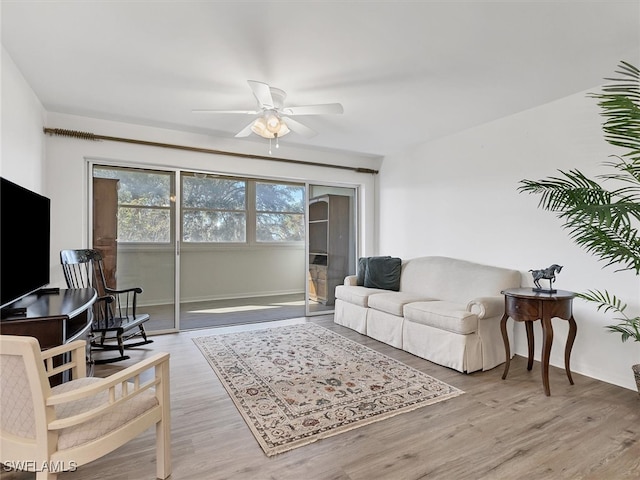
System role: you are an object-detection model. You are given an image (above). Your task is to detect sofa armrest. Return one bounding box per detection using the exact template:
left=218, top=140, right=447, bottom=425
left=466, top=296, right=505, bottom=319
left=344, top=275, right=358, bottom=286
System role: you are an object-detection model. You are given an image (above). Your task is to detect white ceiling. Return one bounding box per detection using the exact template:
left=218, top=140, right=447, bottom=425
left=2, top=1, right=639, bottom=158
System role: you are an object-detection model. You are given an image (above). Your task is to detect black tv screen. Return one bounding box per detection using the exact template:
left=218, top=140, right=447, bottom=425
left=1, top=177, right=51, bottom=308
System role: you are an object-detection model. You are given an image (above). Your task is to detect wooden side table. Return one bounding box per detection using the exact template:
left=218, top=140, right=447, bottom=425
left=500, top=287, right=577, bottom=396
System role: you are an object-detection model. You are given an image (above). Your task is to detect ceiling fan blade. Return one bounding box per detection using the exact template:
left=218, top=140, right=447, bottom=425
left=247, top=80, right=274, bottom=109
left=282, top=103, right=344, bottom=116
left=234, top=120, right=256, bottom=138
left=282, top=117, right=317, bottom=138
left=192, top=109, right=259, bottom=114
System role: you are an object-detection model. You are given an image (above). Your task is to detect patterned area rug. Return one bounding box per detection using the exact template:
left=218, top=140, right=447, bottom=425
left=193, top=323, right=463, bottom=456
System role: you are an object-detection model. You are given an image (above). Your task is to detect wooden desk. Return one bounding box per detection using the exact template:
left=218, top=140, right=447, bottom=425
left=500, top=287, right=577, bottom=396
left=0, top=288, right=97, bottom=349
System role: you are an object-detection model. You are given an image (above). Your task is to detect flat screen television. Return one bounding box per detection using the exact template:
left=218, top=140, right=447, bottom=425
left=1, top=177, right=51, bottom=309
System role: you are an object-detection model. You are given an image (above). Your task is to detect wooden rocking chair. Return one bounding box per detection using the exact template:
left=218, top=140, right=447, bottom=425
left=60, top=249, right=153, bottom=364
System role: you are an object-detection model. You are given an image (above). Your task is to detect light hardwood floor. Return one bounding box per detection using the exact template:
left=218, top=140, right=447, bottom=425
left=3, top=316, right=639, bottom=480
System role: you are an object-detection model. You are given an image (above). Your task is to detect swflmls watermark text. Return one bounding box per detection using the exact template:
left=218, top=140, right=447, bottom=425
left=2, top=460, right=78, bottom=472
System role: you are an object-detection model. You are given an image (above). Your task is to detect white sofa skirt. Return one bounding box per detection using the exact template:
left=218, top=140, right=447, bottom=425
left=366, top=309, right=404, bottom=348
left=334, top=299, right=368, bottom=334
left=402, top=321, right=483, bottom=373
left=401, top=316, right=514, bottom=372
left=477, top=316, right=515, bottom=371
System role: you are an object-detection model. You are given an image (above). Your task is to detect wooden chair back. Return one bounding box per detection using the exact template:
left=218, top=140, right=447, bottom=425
left=60, top=249, right=109, bottom=297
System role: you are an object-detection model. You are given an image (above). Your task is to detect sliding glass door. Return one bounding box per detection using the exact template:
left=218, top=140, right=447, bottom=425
left=306, top=184, right=358, bottom=316
left=178, top=173, right=306, bottom=330
left=92, top=165, right=178, bottom=332
left=91, top=165, right=357, bottom=327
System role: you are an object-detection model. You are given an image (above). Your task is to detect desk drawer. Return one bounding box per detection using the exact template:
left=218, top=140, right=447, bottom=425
left=506, top=296, right=540, bottom=321
left=544, top=300, right=573, bottom=320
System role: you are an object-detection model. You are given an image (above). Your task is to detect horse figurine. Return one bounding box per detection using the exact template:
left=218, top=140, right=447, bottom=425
left=529, top=264, right=563, bottom=292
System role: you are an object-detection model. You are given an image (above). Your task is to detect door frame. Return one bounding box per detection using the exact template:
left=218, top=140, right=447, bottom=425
left=305, top=182, right=360, bottom=317
left=88, top=160, right=181, bottom=334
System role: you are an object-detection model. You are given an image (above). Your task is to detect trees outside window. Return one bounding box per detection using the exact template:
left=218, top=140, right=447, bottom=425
left=94, top=167, right=305, bottom=245
left=182, top=175, right=247, bottom=243
left=94, top=167, right=172, bottom=243
left=256, top=182, right=305, bottom=242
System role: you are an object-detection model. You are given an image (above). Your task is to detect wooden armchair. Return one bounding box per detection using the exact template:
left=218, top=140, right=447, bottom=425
left=60, top=249, right=153, bottom=364
left=0, top=335, right=171, bottom=479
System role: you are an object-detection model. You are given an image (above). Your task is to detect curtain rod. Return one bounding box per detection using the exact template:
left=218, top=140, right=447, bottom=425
left=43, top=127, right=379, bottom=175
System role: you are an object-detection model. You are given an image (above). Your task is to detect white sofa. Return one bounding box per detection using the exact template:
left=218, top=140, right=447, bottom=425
left=334, top=256, right=521, bottom=373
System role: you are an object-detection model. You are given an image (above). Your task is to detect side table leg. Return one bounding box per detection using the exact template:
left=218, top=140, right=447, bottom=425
left=565, top=315, right=577, bottom=385
left=525, top=321, right=534, bottom=371
left=500, top=313, right=511, bottom=380
left=541, top=316, right=554, bottom=396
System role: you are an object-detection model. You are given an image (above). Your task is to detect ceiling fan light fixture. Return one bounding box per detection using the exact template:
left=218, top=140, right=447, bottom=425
left=276, top=119, right=290, bottom=137
left=266, top=114, right=281, bottom=133
left=250, top=116, right=268, bottom=137
left=250, top=115, right=290, bottom=139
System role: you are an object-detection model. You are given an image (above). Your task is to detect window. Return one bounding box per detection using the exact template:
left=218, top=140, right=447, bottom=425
left=93, top=167, right=172, bottom=243
left=256, top=182, right=305, bottom=242
left=94, top=167, right=305, bottom=245
left=182, top=174, right=246, bottom=243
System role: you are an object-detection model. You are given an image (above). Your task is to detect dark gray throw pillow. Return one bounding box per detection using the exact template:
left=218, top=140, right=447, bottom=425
left=364, top=256, right=402, bottom=291
left=357, top=256, right=391, bottom=286
left=356, top=257, right=368, bottom=286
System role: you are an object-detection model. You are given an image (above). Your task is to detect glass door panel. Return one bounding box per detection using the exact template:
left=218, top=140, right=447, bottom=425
left=178, top=173, right=248, bottom=330
left=306, top=184, right=357, bottom=316
left=178, top=174, right=306, bottom=329
left=92, top=165, right=177, bottom=332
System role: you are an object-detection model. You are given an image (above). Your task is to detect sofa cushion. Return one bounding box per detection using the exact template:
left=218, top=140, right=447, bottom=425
left=368, top=292, right=434, bottom=316
left=335, top=285, right=387, bottom=307
left=403, top=301, right=478, bottom=335
left=399, top=256, right=521, bottom=303
left=364, top=256, right=402, bottom=291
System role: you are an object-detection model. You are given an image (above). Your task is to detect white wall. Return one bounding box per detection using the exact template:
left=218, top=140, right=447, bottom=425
left=378, top=90, right=640, bottom=390
left=0, top=46, right=46, bottom=190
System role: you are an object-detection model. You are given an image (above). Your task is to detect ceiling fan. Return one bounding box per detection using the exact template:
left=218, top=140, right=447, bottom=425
left=193, top=80, right=343, bottom=152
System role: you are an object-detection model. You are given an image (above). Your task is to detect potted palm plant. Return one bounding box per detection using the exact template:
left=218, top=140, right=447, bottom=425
left=518, top=60, right=640, bottom=394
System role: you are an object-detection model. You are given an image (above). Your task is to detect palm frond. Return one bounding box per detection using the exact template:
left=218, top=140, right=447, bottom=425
left=566, top=223, right=640, bottom=273
left=576, top=289, right=628, bottom=314
left=589, top=62, right=640, bottom=160
left=577, top=289, right=640, bottom=342
left=518, top=169, right=611, bottom=214
left=605, top=322, right=640, bottom=342
left=519, top=168, right=640, bottom=231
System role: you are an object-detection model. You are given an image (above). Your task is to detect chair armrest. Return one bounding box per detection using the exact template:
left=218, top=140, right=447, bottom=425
left=97, top=294, right=115, bottom=304
left=47, top=351, right=169, bottom=405
left=466, top=296, right=505, bottom=319
left=46, top=352, right=170, bottom=429
left=104, top=287, right=143, bottom=319
left=105, top=286, right=143, bottom=295
left=41, top=340, right=86, bottom=361
left=344, top=275, right=358, bottom=286
left=40, top=340, right=87, bottom=379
